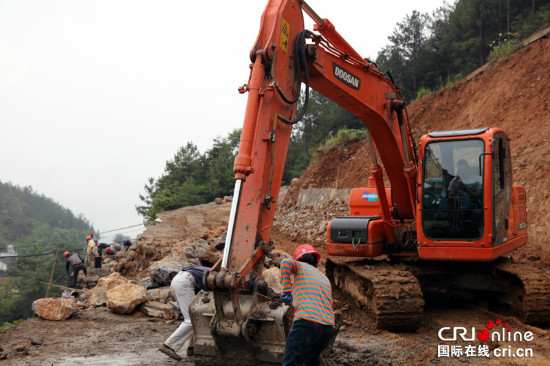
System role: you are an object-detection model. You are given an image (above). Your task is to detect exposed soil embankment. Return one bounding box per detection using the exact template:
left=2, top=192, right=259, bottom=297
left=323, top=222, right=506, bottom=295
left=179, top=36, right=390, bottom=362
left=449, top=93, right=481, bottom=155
left=408, top=36, right=550, bottom=261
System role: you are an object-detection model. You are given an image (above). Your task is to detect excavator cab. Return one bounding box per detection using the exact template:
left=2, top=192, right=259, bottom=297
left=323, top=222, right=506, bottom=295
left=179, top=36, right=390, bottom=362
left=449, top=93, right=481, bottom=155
left=420, top=129, right=486, bottom=240
left=417, top=127, right=527, bottom=261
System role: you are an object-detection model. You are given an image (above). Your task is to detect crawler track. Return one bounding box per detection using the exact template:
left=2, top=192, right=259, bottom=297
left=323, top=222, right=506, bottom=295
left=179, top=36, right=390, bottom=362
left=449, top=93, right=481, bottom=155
left=326, top=259, right=424, bottom=331
left=494, top=259, right=550, bottom=325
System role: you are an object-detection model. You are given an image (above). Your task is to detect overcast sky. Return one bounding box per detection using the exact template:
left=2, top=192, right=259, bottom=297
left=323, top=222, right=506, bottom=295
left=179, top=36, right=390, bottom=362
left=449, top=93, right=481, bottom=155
left=0, top=0, right=446, bottom=242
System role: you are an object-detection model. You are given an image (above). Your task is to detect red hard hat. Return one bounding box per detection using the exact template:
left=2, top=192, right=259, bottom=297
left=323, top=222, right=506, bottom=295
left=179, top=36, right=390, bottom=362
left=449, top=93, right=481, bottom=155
left=294, top=244, right=321, bottom=261
left=63, top=251, right=70, bottom=258
left=86, top=236, right=91, bottom=241
left=106, top=247, right=111, bottom=253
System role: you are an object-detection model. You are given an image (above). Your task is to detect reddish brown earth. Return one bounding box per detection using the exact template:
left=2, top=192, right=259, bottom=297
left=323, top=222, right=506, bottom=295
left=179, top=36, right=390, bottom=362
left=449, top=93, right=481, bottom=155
left=408, top=36, right=550, bottom=264
left=1, top=34, right=549, bottom=366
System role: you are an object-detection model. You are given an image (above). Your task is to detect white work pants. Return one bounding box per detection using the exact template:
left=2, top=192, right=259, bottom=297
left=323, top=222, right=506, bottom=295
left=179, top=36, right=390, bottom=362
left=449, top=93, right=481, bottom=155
left=164, top=271, right=195, bottom=351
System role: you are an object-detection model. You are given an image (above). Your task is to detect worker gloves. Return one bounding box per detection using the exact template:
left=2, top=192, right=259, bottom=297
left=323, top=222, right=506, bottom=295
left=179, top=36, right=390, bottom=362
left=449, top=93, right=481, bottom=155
left=280, top=292, right=292, bottom=305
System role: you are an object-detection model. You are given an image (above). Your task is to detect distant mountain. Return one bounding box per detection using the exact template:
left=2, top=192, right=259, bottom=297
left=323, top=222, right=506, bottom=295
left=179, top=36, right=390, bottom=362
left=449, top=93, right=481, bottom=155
left=0, top=180, right=94, bottom=323
left=0, top=181, right=93, bottom=251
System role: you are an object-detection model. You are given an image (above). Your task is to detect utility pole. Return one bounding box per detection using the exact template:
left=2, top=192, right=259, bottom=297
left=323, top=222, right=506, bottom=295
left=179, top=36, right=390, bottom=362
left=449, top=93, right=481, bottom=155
left=45, top=248, right=60, bottom=298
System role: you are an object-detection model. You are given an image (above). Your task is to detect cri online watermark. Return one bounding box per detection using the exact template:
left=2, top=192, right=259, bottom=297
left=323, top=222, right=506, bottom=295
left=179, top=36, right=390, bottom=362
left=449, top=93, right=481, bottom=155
left=437, top=318, right=534, bottom=358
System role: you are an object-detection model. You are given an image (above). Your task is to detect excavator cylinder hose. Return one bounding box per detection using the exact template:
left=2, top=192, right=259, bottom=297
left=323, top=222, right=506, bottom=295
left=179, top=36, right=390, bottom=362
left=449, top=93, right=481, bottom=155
left=275, top=30, right=313, bottom=125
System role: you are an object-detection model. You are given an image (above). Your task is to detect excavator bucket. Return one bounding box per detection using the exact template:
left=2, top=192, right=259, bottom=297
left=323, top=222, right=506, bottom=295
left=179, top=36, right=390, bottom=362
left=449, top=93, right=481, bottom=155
left=190, top=289, right=293, bottom=366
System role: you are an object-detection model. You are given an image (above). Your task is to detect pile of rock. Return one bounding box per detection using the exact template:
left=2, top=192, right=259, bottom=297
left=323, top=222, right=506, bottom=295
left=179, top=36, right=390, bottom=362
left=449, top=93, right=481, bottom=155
left=214, top=196, right=233, bottom=204
left=274, top=198, right=348, bottom=242
left=32, top=222, right=292, bottom=322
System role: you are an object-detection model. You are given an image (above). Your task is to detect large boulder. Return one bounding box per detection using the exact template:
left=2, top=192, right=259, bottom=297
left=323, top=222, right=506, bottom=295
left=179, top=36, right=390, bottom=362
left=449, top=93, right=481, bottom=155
left=183, top=246, right=200, bottom=265
left=262, top=267, right=283, bottom=294
left=86, top=272, right=129, bottom=307
left=194, top=242, right=221, bottom=265
left=269, top=249, right=292, bottom=268
left=147, top=286, right=174, bottom=304
left=32, top=298, right=75, bottom=321
left=139, top=300, right=176, bottom=320
left=149, top=255, right=187, bottom=285
left=106, top=282, right=148, bottom=314
left=214, top=231, right=227, bottom=250
left=137, top=277, right=161, bottom=289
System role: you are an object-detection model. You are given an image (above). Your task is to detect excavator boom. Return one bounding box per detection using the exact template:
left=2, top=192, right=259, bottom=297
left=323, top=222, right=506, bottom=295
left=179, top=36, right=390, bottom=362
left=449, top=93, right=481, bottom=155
left=189, top=0, right=418, bottom=364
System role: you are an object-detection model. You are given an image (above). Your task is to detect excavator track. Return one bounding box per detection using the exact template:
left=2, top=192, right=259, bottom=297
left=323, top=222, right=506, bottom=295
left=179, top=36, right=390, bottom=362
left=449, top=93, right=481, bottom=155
left=326, top=259, right=424, bottom=331
left=493, top=259, right=550, bottom=325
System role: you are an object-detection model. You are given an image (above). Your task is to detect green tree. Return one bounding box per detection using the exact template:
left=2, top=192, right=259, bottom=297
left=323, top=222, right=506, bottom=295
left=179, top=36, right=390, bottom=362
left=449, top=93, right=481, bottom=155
left=136, top=130, right=241, bottom=219
left=204, top=129, right=241, bottom=199
left=377, top=10, right=430, bottom=100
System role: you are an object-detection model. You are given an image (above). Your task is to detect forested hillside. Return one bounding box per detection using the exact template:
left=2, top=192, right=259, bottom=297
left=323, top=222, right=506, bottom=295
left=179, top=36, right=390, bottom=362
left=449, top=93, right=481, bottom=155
left=0, top=181, right=93, bottom=324
left=376, top=0, right=549, bottom=101
left=136, top=131, right=241, bottom=220
left=136, top=0, right=548, bottom=220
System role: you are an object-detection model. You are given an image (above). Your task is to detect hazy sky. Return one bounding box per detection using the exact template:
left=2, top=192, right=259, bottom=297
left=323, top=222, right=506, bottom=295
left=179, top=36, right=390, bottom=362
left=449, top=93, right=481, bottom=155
left=0, top=0, right=446, bottom=242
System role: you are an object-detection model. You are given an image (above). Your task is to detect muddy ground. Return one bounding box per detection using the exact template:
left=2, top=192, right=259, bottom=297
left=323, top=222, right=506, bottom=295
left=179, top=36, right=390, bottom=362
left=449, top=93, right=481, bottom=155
left=1, top=283, right=549, bottom=366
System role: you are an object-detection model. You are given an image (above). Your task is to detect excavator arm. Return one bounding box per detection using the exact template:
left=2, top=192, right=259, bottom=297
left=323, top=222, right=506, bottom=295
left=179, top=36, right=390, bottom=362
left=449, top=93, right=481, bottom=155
left=224, top=0, right=417, bottom=271
left=189, top=1, right=418, bottom=364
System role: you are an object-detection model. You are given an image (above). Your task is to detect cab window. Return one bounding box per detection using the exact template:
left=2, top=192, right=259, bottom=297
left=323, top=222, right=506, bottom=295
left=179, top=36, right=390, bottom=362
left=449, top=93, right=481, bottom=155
left=422, top=139, right=484, bottom=240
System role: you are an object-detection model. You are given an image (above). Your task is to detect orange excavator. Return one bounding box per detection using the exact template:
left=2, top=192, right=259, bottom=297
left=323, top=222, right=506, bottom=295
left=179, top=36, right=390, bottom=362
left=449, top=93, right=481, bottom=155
left=189, top=0, right=550, bottom=365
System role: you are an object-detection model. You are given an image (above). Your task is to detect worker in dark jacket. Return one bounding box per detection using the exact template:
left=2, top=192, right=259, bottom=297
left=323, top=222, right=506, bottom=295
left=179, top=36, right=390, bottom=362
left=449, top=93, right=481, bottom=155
left=159, top=265, right=211, bottom=361
left=95, top=243, right=110, bottom=268
left=63, top=251, right=87, bottom=288
left=123, top=239, right=132, bottom=253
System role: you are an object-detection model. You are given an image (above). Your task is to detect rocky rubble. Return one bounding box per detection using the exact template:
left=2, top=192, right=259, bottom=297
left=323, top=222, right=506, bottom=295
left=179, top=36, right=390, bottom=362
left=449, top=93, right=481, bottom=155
left=147, top=286, right=174, bottom=303
left=274, top=194, right=349, bottom=242
left=34, top=199, right=291, bottom=322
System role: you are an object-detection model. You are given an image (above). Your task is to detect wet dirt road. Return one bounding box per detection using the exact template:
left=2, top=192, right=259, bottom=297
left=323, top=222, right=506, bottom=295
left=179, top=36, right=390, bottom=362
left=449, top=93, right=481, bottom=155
left=1, top=302, right=548, bottom=366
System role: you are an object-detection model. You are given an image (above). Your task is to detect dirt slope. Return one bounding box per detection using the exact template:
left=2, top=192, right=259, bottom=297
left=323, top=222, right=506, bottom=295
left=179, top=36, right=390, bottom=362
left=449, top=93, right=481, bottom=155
left=293, top=36, right=550, bottom=262
left=408, top=36, right=550, bottom=261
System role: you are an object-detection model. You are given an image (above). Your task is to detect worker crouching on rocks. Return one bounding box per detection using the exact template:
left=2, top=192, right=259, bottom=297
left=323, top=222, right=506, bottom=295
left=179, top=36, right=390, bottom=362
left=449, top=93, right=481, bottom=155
left=123, top=239, right=132, bottom=253
left=280, top=245, right=335, bottom=366
left=159, top=265, right=211, bottom=361
left=64, top=251, right=87, bottom=289
left=106, top=246, right=117, bottom=256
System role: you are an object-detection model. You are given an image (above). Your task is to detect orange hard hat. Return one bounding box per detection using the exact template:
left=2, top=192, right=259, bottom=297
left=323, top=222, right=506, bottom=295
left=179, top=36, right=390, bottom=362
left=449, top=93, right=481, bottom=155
left=63, top=251, right=70, bottom=258
left=294, top=244, right=321, bottom=261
